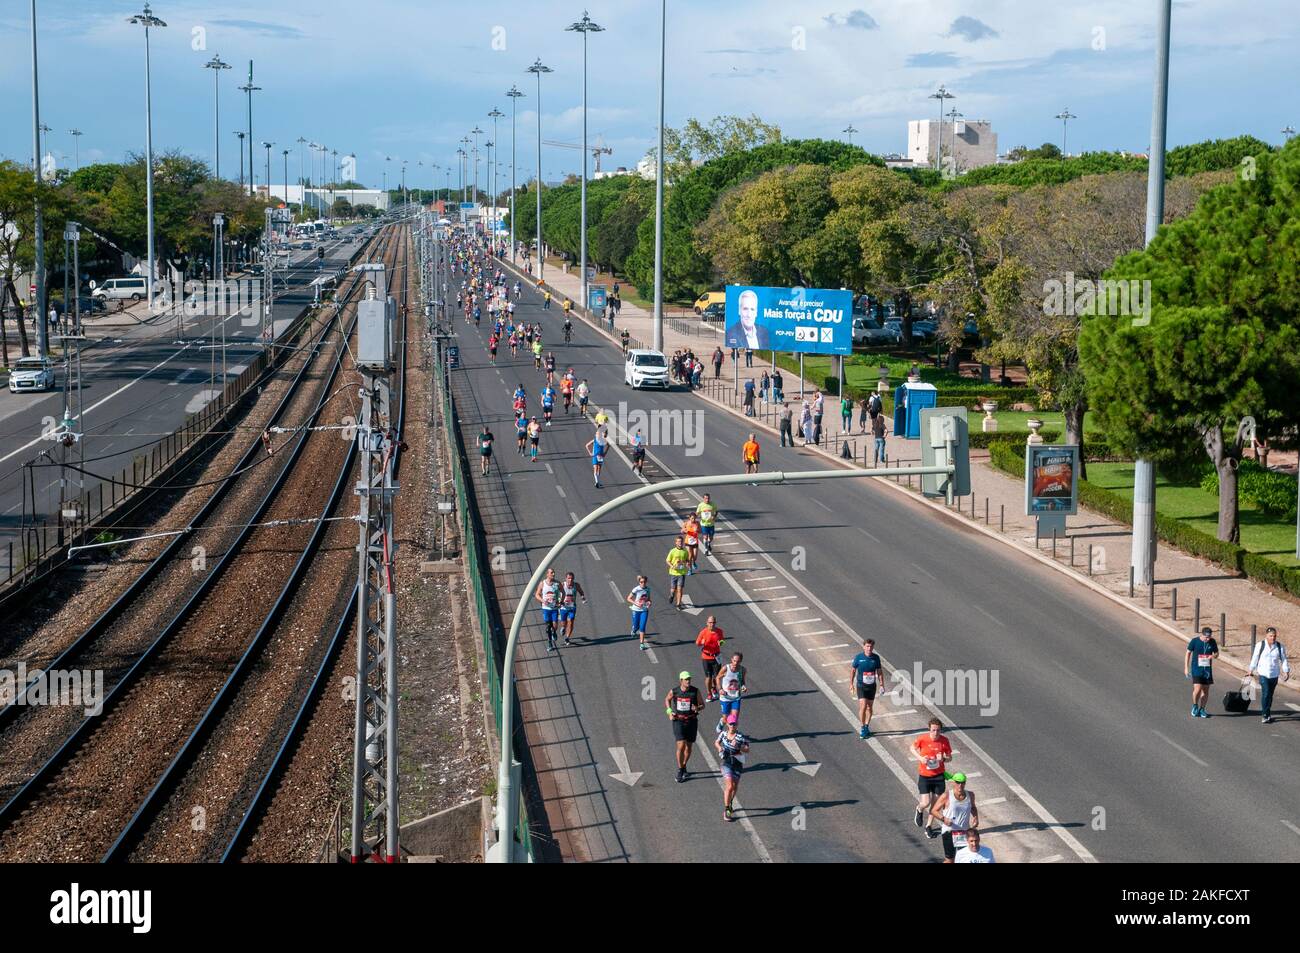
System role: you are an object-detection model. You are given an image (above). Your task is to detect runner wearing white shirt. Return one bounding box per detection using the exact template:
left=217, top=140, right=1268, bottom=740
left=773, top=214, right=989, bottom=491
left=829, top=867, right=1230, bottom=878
left=1248, top=626, right=1290, bottom=724
left=952, top=828, right=995, bottom=863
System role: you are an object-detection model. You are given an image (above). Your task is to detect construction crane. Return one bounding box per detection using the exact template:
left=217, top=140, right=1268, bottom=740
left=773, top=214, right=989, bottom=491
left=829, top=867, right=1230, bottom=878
left=542, top=137, right=614, bottom=174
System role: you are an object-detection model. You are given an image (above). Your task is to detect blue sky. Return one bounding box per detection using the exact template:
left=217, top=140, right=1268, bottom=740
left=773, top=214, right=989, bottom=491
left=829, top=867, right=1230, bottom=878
left=0, top=1, right=1295, bottom=188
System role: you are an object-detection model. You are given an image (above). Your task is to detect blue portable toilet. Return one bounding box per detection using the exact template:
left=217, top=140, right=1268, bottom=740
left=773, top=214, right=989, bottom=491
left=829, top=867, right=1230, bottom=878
left=893, top=381, right=937, bottom=439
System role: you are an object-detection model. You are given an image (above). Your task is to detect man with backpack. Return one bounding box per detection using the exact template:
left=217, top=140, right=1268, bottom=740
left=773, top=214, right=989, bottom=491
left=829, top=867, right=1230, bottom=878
left=1248, top=627, right=1290, bottom=724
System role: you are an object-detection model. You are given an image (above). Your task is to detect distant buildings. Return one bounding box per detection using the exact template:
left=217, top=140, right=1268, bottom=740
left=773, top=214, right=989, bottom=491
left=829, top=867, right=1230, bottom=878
left=254, top=185, right=389, bottom=211
left=907, top=119, right=998, bottom=172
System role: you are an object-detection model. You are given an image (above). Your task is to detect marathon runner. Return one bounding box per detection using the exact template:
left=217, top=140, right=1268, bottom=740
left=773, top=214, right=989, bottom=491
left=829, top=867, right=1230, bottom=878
left=558, top=572, right=587, bottom=647
left=488, top=333, right=498, bottom=365
left=477, top=426, right=494, bottom=476
left=560, top=373, right=575, bottom=413
left=695, top=494, right=718, bottom=555
left=541, top=383, right=557, bottom=426
left=715, top=651, right=747, bottom=732
left=563, top=316, right=573, bottom=343
left=715, top=715, right=751, bottom=822
left=543, top=290, right=552, bottom=310
left=532, top=339, right=544, bottom=371
left=585, top=433, right=608, bottom=488
left=665, top=672, right=704, bottom=783
left=930, top=773, right=979, bottom=864
left=545, top=351, right=557, bottom=385
left=742, top=433, right=761, bottom=475
left=535, top=568, right=562, bottom=653
left=848, top=638, right=883, bottom=739
left=695, top=615, right=724, bottom=701
left=562, top=297, right=573, bottom=320
left=512, top=384, right=527, bottom=416
left=630, top=429, right=647, bottom=476
left=515, top=413, right=528, bottom=456
left=527, top=416, right=542, bottom=462
left=952, top=826, right=996, bottom=863
left=666, top=535, right=691, bottom=609
left=1186, top=625, right=1220, bottom=718
left=576, top=379, right=591, bottom=417
left=681, top=511, right=702, bottom=573
left=910, top=717, right=954, bottom=839
left=627, top=575, right=652, bottom=650
left=620, top=328, right=630, bottom=354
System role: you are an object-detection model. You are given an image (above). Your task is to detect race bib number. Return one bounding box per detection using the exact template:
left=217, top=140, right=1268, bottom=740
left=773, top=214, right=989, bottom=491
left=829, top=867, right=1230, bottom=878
left=925, top=757, right=940, bottom=771
left=953, top=832, right=968, bottom=847
left=1198, top=654, right=1213, bottom=668
left=675, top=698, right=693, bottom=712
left=861, top=672, right=876, bottom=685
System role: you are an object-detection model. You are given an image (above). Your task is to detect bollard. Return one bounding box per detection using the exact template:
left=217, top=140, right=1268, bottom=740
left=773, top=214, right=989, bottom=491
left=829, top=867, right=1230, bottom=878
left=1129, top=566, right=1134, bottom=597
left=1194, top=598, right=1200, bottom=634
left=1171, top=587, right=1177, bottom=621
left=999, top=504, right=1004, bottom=534
left=1220, top=612, right=1226, bottom=646
left=985, top=498, right=989, bottom=524
left=1070, top=536, right=1075, bottom=567
left=1148, top=580, right=1155, bottom=609
left=1088, top=544, right=1094, bottom=577
left=1251, top=623, right=1257, bottom=660
left=1052, top=529, right=1057, bottom=560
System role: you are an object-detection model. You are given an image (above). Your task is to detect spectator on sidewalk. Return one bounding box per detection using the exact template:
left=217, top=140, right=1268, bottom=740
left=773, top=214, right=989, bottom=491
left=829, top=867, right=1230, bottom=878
left=1248, top=627, right=1290, bottom=724
left=840, top=392, right=853, bottom=434
left=800, top=400, right=814, bottom=446
left=712, top=346, right=724, bottom=378
left=743, top=378, right=756, bottom=416
left=744, top=347, right=754, bottom=368
left=872, top=412, right=888, bottom=466
left=779, top=402, right=794, bottom=446
left=692, top=360, right=703, bottom=389
left=772, top=369, right=784, bottom=403
left=760, top=370, right=770, bottom=404
left=859, top=395, right=871, bottom=434
left=812, top=390, right=825, bottom=445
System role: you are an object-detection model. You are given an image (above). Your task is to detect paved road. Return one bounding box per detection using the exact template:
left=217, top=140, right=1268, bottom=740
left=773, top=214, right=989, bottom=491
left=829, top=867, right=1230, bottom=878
left=0, top=230, right=375, bottom=573
left=445, top=251, right=1300, bottom=863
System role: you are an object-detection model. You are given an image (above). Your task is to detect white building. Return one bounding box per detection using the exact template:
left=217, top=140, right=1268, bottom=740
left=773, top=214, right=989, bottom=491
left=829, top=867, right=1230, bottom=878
left=255, top=185, right=389, bottom=211
left=907, top=119, right=998, bottom=172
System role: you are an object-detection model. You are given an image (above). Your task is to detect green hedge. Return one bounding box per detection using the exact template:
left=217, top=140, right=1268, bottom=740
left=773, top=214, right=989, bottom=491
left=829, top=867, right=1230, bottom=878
left=1200, top=459, right=1297, bottom=521
left=970, top=428, right=1060, bottom=450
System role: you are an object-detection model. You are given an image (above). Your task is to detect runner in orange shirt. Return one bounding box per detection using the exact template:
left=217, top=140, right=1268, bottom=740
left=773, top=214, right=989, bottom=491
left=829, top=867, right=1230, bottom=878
left=695, top=615, right=725, bottom=702
left=681, top=512, right=702, bottom=574
left=909, top=717, right=954, bottom=839
left=742, top=433, right=761, bottom=475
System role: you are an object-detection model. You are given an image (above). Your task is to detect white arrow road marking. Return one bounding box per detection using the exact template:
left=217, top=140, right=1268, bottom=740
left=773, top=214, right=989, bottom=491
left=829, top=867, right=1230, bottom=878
left=681, top=594, right=702, bottom=616
left=779, top=738, right=821, bottom=777
left=607, top=747, right=643, bottom=786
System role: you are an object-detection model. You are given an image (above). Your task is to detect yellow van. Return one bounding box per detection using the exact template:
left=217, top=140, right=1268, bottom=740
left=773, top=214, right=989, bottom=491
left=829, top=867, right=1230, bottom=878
left=693, top=291, right=726, bottom=315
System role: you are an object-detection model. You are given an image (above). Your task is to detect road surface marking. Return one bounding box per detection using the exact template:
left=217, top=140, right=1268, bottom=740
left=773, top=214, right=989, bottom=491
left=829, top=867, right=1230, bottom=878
left=972, top=604, right=1005, bottom=627
left=570, top=512, right=581, bottom=523
left=586, top=544, right=601, bottom=561
left=1038, top=854, right=1065, bottom=863
left=796, top=630, right=836, bottom=638
left=555, top=485, right=567, bottom=499
left=767, top=596, right=799, bottom=601
left=814, top=499, right=833, bottom=512
left=0, top=341, right=200, bottom=465
left=779, top=738, right=821, bottom=777
left=1282, top=820, right=1300, bottom=838
left=772, top=606, right=811, bottom=614
left=857, top=527, right=881, bottom=543
left=868, top=709, right=918, bottom=720
left=808, top=643, right=850, bottom=652
left=607, top=747, right=643, bottom=786
left=752, top=585, right=787, bottom=591
left=785, top=618, right=824, bottom=625
left=1151, top=729, right=1209, bottom=767
left=681, top=594, right=702, bottom=616
left=748, top=575, right=776, bottom=581
left=910, top=562, right=937, bottom=580
left=545, top=463, right=554, bottom=475
left=169, top=367, right=202, bottom=386
left=1287, top=703, right=1300, bottom=713
left=982, top=796, right=1008, bottom=806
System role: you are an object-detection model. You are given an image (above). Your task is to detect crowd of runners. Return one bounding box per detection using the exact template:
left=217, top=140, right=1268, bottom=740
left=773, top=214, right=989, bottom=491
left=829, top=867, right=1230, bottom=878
left=445, top=230, right=994, bottom=857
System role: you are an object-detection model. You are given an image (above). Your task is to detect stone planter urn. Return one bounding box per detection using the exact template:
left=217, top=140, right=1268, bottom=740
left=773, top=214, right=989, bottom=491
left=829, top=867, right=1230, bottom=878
left=1026, top=417, right=1044, bottom=445
left=981, top=400, right=998, bottom=433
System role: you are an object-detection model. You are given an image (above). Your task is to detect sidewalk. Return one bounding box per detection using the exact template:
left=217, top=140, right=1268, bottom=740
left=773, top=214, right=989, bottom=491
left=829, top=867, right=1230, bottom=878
left=503, top=253, right=1299, bottom=679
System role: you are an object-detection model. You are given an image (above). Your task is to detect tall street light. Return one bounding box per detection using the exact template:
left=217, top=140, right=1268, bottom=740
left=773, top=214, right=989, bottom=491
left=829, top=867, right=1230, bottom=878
left=928, top=84, right=954, bottom=171
left=1133, top=0, right=1172, bottom=584
left=68, top=128, right=83, bottom=171
left=296, top=135, right=308, bottom=205
left=489, top=107, right=505, bottom=240
left=30, top=0, right=49, bottom=355
left=946, top=108, right=963, bottom=170
left=203, top=54, right=231, bottom=179
left=234, top=131, right=246, bottom=187
left=506, top=85, right=524, bottom=263
left=527, top=59, right=553, bottom=278
left=456, top=147, right=467, bottom=205
left=567, top=11, right=604, bottom=312
left=238, top=61, right=260, bottom=197
left=843, top=123, right=858, bottom=145
left=129, top=3, right=166, bottom=312
left=1055, top=108, right=1077, bottom=156
left=281, top=148, right=290, bottom=203
left=652, top=0, right=666, bottom=351
left=1282, top=125, right=1295, bottom=143
left=262, top=141, right=274, bottom=201
left=470, top=125, right=484, bottom=213
left=347, top=152, right=356, bottom=212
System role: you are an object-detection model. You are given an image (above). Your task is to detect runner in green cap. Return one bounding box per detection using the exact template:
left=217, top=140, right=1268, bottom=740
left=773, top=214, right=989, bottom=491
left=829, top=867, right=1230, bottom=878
left=665, top=672, right=703, bottom=783
left=930, top=773, right=979, bottom=863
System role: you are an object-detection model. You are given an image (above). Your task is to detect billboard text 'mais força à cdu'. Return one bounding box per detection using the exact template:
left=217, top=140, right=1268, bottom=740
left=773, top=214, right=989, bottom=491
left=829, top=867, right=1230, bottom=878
left=724, top=285, right=853, bottom=355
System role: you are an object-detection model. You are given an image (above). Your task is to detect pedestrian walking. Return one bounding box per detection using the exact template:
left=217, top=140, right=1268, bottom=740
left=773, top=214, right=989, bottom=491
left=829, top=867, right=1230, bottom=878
left=1248, top=626, right=1290, bottom=724
left=872, top=411, right=889, bottom=466
left=1185, top=626, right=1220, bottom=718
left=859, top=395, right=871, bottom=433
left=713, top=346, right=724, bottom=378
left=840, top=392, right=853, bottom=435
left=744, top=348, right=753, bottom=368
left=779, top=402, right=794, bottom=447
left=772, top=369, right=784, bottom=403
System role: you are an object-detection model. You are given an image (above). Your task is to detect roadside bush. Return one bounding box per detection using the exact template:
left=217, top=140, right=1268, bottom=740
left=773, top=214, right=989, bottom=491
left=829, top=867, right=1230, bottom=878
left=1200, top=459, right=1297, bottom=521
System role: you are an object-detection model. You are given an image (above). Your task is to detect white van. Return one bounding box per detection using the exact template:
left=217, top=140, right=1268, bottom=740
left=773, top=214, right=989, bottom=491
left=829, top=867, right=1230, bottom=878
left=624, top=349, right=670, bottom=389
left=91, top=277, right=147, bottom=302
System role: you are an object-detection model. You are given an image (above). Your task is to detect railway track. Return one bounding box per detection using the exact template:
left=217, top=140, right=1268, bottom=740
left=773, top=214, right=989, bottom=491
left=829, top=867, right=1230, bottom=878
left=115, top=226, right=412, bottom=862
left=0, top=225, right=406, bottom=861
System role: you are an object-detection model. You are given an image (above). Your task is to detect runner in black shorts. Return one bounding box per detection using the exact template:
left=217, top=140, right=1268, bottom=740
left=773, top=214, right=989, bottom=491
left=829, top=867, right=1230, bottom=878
left=665, top=672, right=703, bottom=783
left=848, top=638, right=883, bottom=739
left=477, top=427, right=494, bottom=476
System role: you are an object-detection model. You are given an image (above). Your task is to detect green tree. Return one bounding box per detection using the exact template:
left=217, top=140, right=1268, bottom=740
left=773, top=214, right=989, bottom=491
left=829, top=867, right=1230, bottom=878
left=1079, top=142, right=1300, bottom=542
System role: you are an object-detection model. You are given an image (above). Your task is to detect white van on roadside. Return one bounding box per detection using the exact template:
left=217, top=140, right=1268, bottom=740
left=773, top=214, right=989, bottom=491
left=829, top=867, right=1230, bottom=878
left=91, top=276, right=147, bottom=302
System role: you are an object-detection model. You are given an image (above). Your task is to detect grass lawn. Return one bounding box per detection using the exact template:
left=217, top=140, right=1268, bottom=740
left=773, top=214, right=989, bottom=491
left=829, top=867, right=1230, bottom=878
left=1086, top=462, right=1300, bottom=569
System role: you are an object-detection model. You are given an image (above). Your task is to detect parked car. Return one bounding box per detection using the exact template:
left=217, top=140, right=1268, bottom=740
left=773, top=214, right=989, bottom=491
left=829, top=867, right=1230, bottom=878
left=8, top=356, right=55, bottom=393
left=852, top=317, right=901, bottom=346
left=693, top=291, right=726, bottom=315
left=90, top=276, right=147, bottom=302
left=700, top=302, right=726, bottom=322
left=624, top=348, right=671, bottom=389
left=909, top=319, right=937, bottom=343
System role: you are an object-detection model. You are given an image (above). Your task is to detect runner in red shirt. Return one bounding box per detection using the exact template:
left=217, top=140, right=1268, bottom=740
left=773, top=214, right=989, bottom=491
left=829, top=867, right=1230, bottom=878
left=695, top=616, right=725, bottom=702
left=909, top=717, right=954, bottom=839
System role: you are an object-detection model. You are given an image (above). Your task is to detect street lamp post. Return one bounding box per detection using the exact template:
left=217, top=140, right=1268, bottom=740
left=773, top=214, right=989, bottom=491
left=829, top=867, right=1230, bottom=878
left=652, top=0, right=666, bottom=352
left=471, top=126, right=484, bottom=219
left=506, top=86, right=524, bottom=264
left=527, top=59, right=553, bottom=278
left=281, top=148, right=290, bottom=204
left=30, top=0, right=49, bottom=356
left=296, top=135, right=307, bottom=208
left=238, top=62, right=260, bottom=197
left=262, top=141, right=274, bottom=202
left=928, top=84, right=954, bottom=171
left=489, top=107, right=505, bottom=243
left=946, top=108, right=963, bottom=171
left=235, top=131, right=246, bottom=187
left=129, top=3, right=166, bottom=312
left=1055, top=108, right=1077, bottom=156
left=203, top=54, right=231, bottom=179
left=843, top=123, right=858, bottom=145
left=567, top=11, right=604, bottom=313
left=68, top=128, right=83, bottom=171
left=1284, top=125, right=1297, bottom=142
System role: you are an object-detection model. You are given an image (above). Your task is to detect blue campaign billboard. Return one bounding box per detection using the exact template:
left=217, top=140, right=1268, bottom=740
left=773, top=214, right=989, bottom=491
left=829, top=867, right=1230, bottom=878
left=724, top=285, right=853, bottom=355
